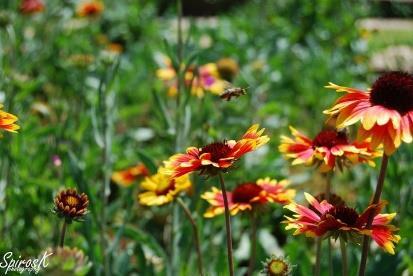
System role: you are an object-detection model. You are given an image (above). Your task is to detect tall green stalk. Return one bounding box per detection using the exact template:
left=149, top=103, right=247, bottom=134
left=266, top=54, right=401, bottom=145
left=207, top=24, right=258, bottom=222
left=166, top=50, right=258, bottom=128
left=247, top=210, right=257, bottom=276
left=340, top=237, right=348, bottom=276
left=59, top=220, right=67, bottom=248
left=314, top=238, right=322, bottom=276
left=218, top=173, right=235, bottom=276
left=358, top=154, right=390, bottom=276
left=97, top=60, right=119, bottom=276
left=176, top=198, right=204, bottom=276
left=171, top=0, right=185, bottom=273
left=314, top=173, right=333, bottom=276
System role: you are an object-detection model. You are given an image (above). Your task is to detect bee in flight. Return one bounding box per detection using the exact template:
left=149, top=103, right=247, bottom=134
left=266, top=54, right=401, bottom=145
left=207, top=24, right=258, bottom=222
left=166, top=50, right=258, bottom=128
left=219, top=87, right=248, bottom=101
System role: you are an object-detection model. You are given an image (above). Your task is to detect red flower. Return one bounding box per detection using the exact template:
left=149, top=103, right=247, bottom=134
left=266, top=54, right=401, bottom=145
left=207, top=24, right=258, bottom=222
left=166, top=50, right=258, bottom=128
left=284, top=193, right=400, bottom=254
left=77, top=1, right=104, bottom=17
left=20, top=0, right=44, bottom=14
left=0, top=105, right=20, bottom=133
left=111, top=164, right=149, bottom=187
left=279, top=127, right=381, bottom=172
left=324, top=72, right=413, bottom=155
left=202, top=178, right=295, bottom=217
left=164, top=124, right=269, bottom=177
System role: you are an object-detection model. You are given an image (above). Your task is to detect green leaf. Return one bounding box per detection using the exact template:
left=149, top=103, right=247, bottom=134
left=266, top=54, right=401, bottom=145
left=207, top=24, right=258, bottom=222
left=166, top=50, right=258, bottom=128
left=136, top=150, right=158, bottom=174
left=113, top=225, right=168, bottom=275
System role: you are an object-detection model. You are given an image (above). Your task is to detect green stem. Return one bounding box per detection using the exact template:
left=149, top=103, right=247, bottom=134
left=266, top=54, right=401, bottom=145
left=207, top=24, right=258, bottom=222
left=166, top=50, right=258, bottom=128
left=314, top=173, right=333, bottom=276
left=314, top=238, right=322, bottom=276
left=325, top=172, right=332, bottom=200
left=326, top=173, right=333, bottom=276
left=174, top=0, right=183, bottom=152
left=358, top=154, right=389, bottom=276
left=59, top=220, right=67, bottom=248
left=328, top=239, right=333, bottom=276
left=176, top=198, right=204, bottom=276
left=169, top=199, right=181, bottom=276
left=340, top=237, right=348, bottom=276
left=247, top=210, right=257, bottom=276
left=97, top=65, right=116, bottom=276
left=218, top=173, right=235, bottom=276
left=170, top=1, right=185, bottom=272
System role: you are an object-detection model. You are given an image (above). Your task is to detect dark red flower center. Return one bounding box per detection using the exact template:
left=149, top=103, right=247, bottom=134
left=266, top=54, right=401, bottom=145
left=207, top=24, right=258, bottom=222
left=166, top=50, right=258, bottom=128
left=200, top=141, right=232, bottom=163
left=315, top=193, right=346, bottom=207
left=370, top=71, right=413, bottom=115
left=232, top=183, right=263, bottom=203
left=156, top=179, right=176, bottom=196
left=312, top=130, right=348, bottom=148
left=324, top=206, right=359, bottom=226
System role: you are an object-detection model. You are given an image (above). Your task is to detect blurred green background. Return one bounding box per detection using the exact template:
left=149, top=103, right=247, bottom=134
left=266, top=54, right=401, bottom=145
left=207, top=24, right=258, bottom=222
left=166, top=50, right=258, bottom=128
left=0, top=0, right=412, bottom=275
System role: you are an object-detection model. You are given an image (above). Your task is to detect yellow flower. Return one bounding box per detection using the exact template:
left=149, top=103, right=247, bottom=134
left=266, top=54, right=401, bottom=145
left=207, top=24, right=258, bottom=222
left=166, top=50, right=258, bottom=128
left=0, top=105, right=20, bottom=133
left=156, top=55, right=229, bottom=98
left=138, top=168, right=191, bottom=206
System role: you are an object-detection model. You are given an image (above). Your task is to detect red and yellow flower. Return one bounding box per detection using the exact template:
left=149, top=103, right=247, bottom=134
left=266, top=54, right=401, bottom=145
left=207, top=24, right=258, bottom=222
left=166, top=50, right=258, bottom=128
left=20, top=0, right=44, bottom=14
left=138, top=167, right=191, bottom=206
left=0, top=105, right=20, bottom=133
left=164, top=124, right=269, bottom=177
left=76, top=1, right=104, bottom=17
left=111, top=164, right=149, bottom=187
left=279, top=127, right=381, bottom=172
left=156, top=56, right=228, bottom=98
left=284, top=193, right=400, bottom=254
left=324, top=71, right=413, bottom=155
left=202, top=178, right=295, bottom=217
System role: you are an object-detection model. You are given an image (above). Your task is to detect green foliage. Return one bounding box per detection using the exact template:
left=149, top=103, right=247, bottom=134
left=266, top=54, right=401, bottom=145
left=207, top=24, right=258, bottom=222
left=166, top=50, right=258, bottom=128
left=0, top=0, right=411, bottom=275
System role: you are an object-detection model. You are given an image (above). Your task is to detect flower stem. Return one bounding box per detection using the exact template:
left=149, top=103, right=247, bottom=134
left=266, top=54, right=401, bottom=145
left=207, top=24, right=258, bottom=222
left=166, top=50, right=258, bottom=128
left=247, top=210, right=257, bottom=276
left=218, top=173, right=235, bottom=276
left=325, top=172, right=332, bottom=200
left=176, top=197, right=204, bottom=276
left=314, top=173, right=333, bottom=276
left=314, top=238, right=322, bottom=276
left=340, top=237, right=348, bottom=276
left=99, top=70, right=112, bottom=276
left=174, top=0, right=184, bottom=152
left=325, top=173, right=333, bottom=276
left=59, top=220, right=67, bottom=248
left=328, top=239, right=333, bottom=276
left=358, top=154, right=389, bottom=276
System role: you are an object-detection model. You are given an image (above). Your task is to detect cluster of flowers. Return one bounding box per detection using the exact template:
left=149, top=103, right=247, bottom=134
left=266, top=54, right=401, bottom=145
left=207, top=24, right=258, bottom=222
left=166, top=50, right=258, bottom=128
left=112, top=125, right=294, bottom=216
left=156, top=56, right=239, bottom=98
left=19, top=0, right=104, bottom=17
left=278, top=71, right=413, bottom=256
left=107, top=71, right=413, bottom=274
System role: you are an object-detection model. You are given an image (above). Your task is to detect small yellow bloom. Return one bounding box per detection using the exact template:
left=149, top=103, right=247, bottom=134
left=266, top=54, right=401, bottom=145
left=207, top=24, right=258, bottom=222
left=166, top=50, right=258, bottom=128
left=138, top=168, right=191, bottom=206
left=156, top=55, right=230, bottom=98
left=0, top=105, right=20, bottom=133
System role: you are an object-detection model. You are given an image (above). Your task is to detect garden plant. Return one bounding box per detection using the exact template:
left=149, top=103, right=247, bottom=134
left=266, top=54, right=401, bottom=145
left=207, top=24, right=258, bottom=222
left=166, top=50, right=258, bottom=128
left=1, top=0, right=413, bottom=275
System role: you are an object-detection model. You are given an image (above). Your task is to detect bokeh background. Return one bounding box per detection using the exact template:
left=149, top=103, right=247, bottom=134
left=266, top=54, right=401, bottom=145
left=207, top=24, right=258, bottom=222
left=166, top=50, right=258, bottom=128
left=0, top=0, right=413, bottom=275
